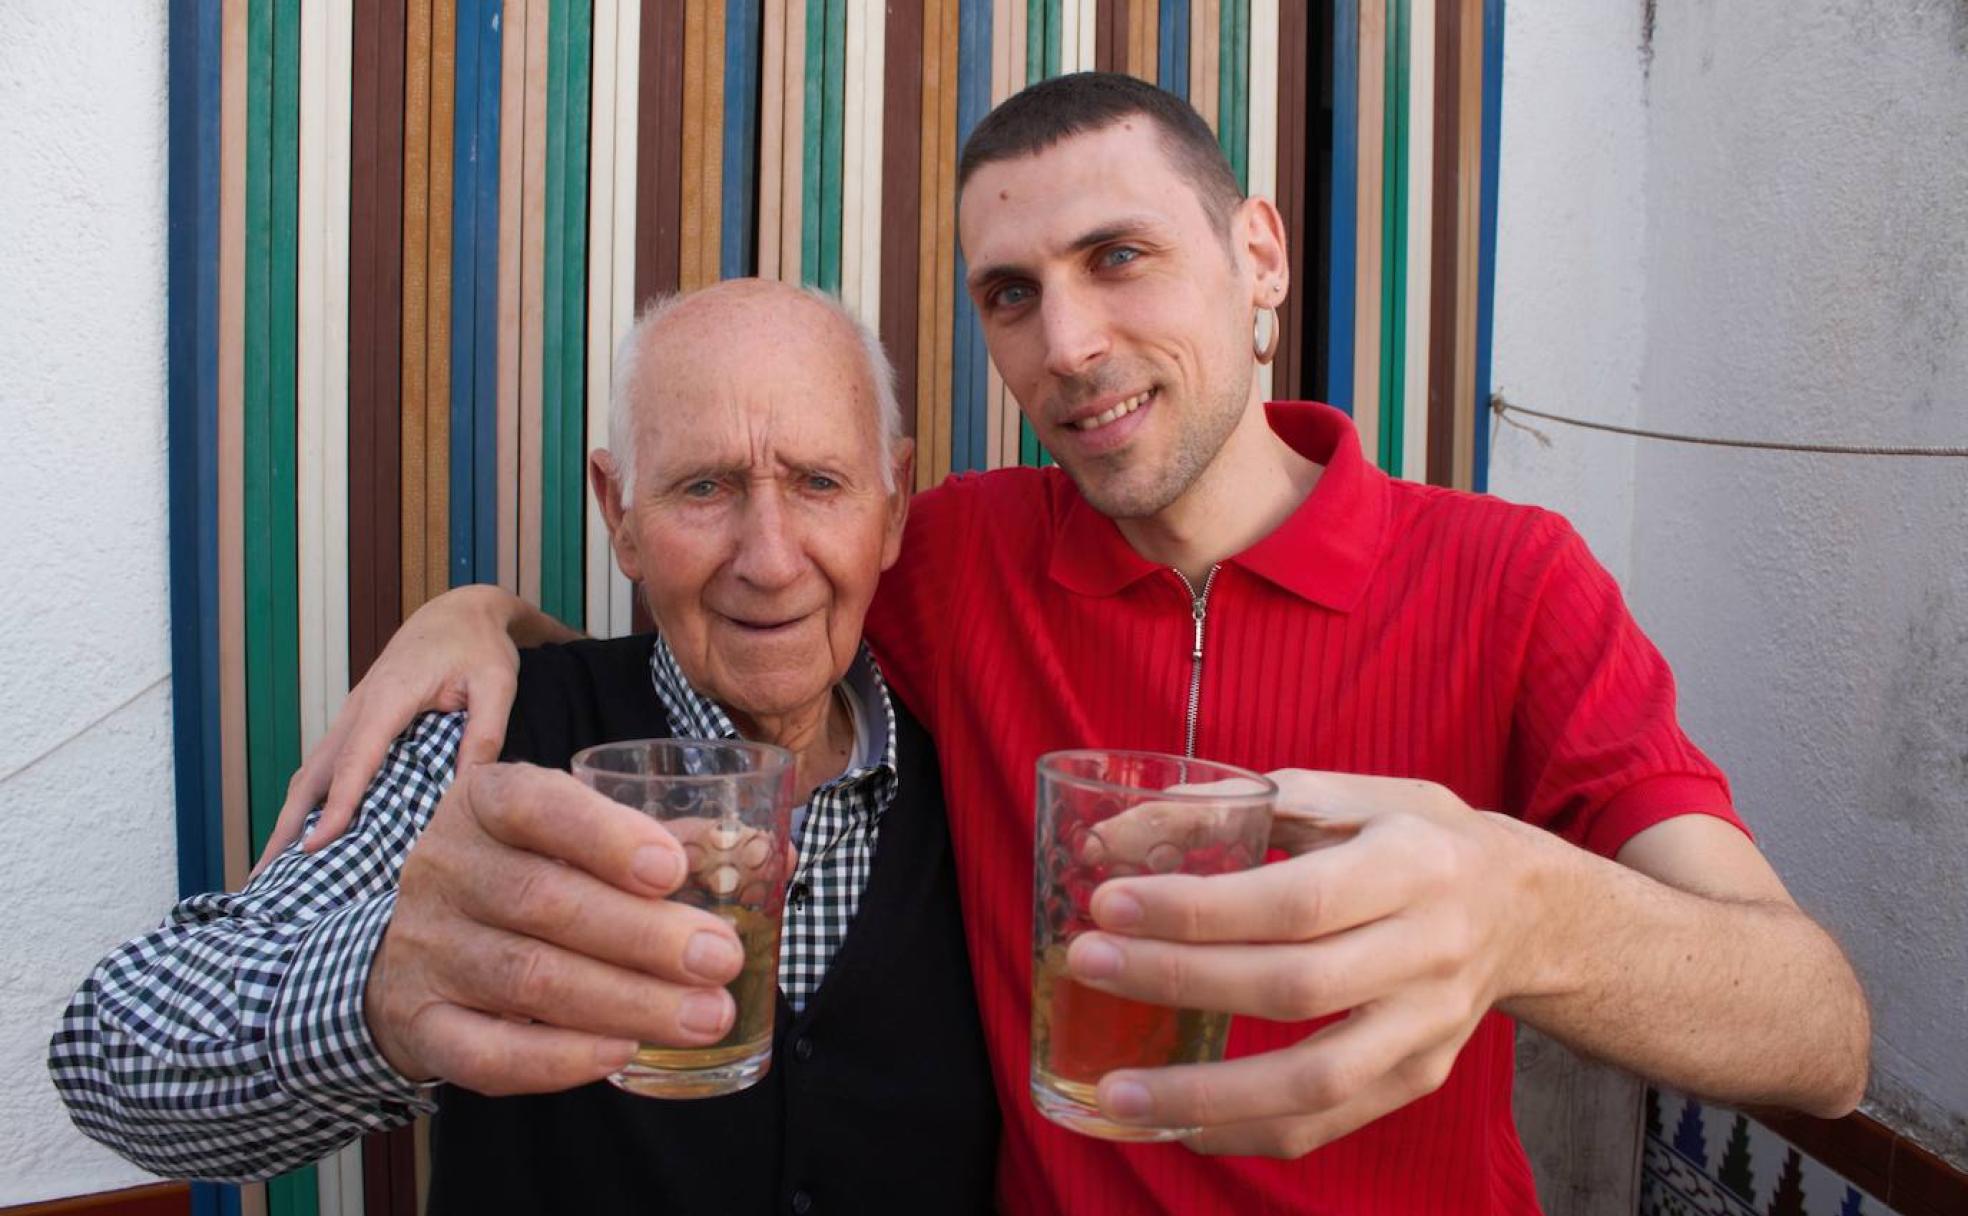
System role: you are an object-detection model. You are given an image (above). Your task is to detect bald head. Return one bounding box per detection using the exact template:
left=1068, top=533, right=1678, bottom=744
left=607, top=279, right=901, bottom=508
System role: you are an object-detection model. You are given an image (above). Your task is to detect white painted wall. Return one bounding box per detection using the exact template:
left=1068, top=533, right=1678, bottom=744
left=0, top=2, right=180, bottom=1205
left=1494, top=0, right=1968, bottom=1170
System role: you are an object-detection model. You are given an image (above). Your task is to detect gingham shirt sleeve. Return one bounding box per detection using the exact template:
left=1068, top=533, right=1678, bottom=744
left=47, top=712, right=467, bottom=1182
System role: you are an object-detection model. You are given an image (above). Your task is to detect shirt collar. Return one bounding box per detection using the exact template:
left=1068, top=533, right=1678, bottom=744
left=645, top=632, right=900, bottom=798
left=1046, top=401, right=1388, bottom=612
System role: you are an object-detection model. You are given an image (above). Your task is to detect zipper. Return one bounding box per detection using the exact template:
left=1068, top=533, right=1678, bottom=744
left=1173, top=565, right=1220, bottom=758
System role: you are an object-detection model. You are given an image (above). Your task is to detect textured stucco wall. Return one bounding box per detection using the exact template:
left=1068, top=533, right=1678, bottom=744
left=0, top=3, right=178, bottom=1204
left=1488, top=2, right=1653, bottom=581
left=1493, top=0, right=1968, bottom=1172
left=1631, top=0, right=1968, bottom=1165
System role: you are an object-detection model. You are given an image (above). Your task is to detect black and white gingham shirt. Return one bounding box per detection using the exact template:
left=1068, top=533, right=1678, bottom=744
left=48, top=637, right=899, bottom=1182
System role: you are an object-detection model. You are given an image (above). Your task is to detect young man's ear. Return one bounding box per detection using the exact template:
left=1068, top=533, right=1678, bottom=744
left=1237, top=195, right=1292, bottom=307
left=881, top=437, right=916, bottom=572
left=589, top=449, right=643, bottom=583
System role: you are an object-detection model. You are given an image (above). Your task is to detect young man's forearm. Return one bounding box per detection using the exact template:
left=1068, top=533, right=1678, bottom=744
left=1501, top=824, right=1868, bottom=1117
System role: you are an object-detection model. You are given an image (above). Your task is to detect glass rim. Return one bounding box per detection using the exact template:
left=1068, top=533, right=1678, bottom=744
left=571, top=737, right=796, bottom=784
left=1036, top=748, right=1278, bottom=803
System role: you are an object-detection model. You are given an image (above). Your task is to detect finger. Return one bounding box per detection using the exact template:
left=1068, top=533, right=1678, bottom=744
left=1090, top=834, right=1421, bottom=944
left=449, top=840, right=745, bottom=985
left=407, top=1001, right=637, bottom=1098
left=1179, top=1071, right=1438, bottom=1159
left=1066, top=915, right=1427, bottom=1021
left=1096, top=998, right=1453, bottom=1131
left=1075, top=799, right=1265, bottom=874
left=436, top=918, right=738, bottom=1047
left=456, top=666, right=517, bottom=768
left=313, top=703, right=408, bottom=854
left=467, top=763, right=692, bottom=897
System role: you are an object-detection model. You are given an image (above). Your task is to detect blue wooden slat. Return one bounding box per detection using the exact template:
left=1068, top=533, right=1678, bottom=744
left=1159, top=0, right=1188, bottom=97
left=450, top=0, right=481, bottom=586
left=473, top=0, right=502, bottom=581
left=721, top=0, right=761, bottom=277
left=1473, top=0, right=1504, bottom=493
left=1324, top=0, right=1357, bottom=410
left=167, top=4, right=237, bottom=1213
left=954, top=0, right=991, bottom=472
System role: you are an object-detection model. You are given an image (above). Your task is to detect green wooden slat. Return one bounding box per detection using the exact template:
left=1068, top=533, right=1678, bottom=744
left=243, top=0, right=275, bottom=849
left=267, top=7, right=312, bottom=1204
left=541, top=0, right=568, bottom=622
left=1235, top=0, right=1249, bottom=188
left=1044, top=0, right=1061, bottom=78
left=801, top=0, right=825, bottom=284
left=269, top=0, right=302, bottom=841
left=1026, top=0, right=1043, bottom=81
left=819, top=0, right=845, bottom=292
left=562, top=0, right=592, bottom=623
left=1380, top=0, right=1408, bottom=475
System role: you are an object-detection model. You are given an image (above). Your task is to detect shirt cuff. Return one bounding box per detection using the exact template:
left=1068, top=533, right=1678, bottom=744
left=1580, top=772, right=1752, bottom=859
left=269, top=889, right=437, bottom=1119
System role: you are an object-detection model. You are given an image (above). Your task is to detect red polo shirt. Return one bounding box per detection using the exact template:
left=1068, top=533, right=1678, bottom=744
left=864, top=401, right=1742, bottom=1215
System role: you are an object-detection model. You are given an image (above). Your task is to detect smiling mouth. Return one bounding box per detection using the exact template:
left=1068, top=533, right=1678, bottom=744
left=1069, top=387, right=1155, bottom=432
left=725, top=614, right=810, bottom=633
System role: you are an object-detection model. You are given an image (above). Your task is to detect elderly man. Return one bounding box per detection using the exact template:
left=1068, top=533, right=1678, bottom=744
left=203, top=75, right=1868, bottom=1214
left=50, top=282, right=998, bottom=1213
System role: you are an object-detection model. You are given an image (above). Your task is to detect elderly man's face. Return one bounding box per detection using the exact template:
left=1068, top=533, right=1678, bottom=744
left=595, top=287, right=909, bottom=728
left=958, top=120, right=1263, bottom=521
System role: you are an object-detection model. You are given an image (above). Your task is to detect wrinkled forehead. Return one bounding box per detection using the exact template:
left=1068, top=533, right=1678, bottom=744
left=634, top=308, right=880, bottom=473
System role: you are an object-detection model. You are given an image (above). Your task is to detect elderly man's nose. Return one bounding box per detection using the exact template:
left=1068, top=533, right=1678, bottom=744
left=730, top=491, right=804, bottom=587
left=1039, top=290, right=1108, bottom=380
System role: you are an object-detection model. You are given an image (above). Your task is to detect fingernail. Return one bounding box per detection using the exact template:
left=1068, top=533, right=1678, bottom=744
left=632, top=846, right=684, bottom=890
left=1071, top=936, right=1123, bottom=980
left=1103, top=1079, right=1152, bottom=1120
left=683, top=931, right=742, bottom=981
left=679, top=991, right=733, bottom=1036
left=594, top=1038, right=637, bottom=1067
left=1096, top=889, right=1144, bottom=929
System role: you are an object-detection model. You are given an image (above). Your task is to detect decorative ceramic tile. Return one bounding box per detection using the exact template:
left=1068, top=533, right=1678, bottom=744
left=1640, top=1087, right=1896, bottom=1216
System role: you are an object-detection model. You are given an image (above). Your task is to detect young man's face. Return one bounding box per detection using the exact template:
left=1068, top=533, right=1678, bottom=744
left=959, top=119, right=1260, bottom=521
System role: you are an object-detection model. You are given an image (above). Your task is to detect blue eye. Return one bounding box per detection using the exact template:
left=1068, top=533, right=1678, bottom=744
left=989, top=282, right=1036, bottom=310
left=805, top=474, right=840, bottom=493
left=1101, top=246, right=1141, bottom=268
left=683, top=479, right=720, bottom=499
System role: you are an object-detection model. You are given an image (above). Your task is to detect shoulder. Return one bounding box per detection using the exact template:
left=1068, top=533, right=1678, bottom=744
left=907, top=466, right=1075, bottom=554
left=1386, top=481, right=1584, bottom=578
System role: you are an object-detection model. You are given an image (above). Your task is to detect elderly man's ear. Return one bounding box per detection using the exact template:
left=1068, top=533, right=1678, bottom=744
left=882, top=438, right=916, bottom=573
left=590, top=449, right=644, bottom=583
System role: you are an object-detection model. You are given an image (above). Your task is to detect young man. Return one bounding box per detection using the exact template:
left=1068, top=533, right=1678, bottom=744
left=252, top=76, right=1867, bottom=1214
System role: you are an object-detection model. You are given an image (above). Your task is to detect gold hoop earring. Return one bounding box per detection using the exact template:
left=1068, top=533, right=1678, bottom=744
left=1254, top=306, right=1281, bottom=366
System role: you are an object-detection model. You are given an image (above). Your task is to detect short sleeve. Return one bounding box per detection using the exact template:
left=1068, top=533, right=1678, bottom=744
left=1502, top=517, right=1749, bottom=858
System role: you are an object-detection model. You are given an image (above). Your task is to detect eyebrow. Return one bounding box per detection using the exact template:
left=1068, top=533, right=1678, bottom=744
left=965, top=214, right=1167, bottom=292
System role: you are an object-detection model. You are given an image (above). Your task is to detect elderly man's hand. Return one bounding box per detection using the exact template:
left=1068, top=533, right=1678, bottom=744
left=365, top=762, right=747, bottom=1096
left=1063, top=770, right=1565, bottom=1158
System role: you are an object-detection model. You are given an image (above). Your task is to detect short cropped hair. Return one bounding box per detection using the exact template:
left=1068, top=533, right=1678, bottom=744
left=956, top=72, right=1244, bottom=232
left=609, top=288, right=901, bottom=508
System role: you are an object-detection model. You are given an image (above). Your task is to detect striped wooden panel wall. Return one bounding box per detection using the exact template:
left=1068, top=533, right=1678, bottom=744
left=162, top=4, right=1507, bottom=1212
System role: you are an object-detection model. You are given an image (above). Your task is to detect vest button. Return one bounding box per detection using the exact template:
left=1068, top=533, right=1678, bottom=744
left=791, top=1189, right=813, bottom=1214
left=794, top=1036, right=814, bottom=1062
left=789, top=881, right=810, bottom=911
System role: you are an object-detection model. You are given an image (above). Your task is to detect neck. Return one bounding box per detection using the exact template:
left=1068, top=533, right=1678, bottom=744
left=1114, top=391, right=1322, bottom=587
left=729, top=688, right=856, bottom=806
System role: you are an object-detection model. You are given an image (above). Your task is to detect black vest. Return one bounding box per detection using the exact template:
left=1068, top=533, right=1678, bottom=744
left=426, top=636, right=999, bottom=1216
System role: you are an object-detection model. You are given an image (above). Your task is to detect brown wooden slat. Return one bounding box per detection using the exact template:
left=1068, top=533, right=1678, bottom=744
left=0, top=1183, right=189, bottom=1216
left=1273, top=0, right=1305, bottom=400
left=1424, top=0, right=1460, bottom=488
left=496, top=0, right=526, bottom=591
left=218, top=0, right=250, bottom=892
left=427, top=0, right=455, bottom=593
left=931, top=0, right=958, bottom=483
left=636, top=0, right=686, bottom=303
left=401, top=0, right=431, bottom=611
left=882, top=0, right=924, bottom=442
left=517, top=0, right=548, bottom=604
